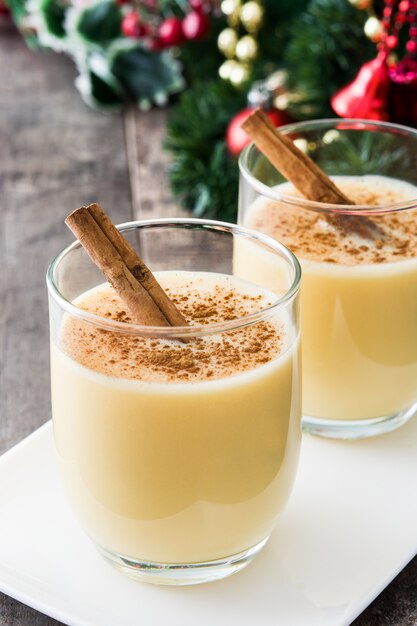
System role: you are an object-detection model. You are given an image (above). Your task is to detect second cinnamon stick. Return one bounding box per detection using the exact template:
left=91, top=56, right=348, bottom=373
left=241, top=109, right=384, bottom=241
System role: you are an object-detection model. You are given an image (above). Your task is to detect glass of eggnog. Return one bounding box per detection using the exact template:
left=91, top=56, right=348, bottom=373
left=239, top=118, right=417, bottom=440
left=47, top=218, right=301, bottom=585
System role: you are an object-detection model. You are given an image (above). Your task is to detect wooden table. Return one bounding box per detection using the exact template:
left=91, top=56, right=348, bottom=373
left=1, top=20, right=416, bottom=626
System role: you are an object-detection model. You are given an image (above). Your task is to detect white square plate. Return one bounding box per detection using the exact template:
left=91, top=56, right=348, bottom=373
left=1, top=419, right=416, bottom=626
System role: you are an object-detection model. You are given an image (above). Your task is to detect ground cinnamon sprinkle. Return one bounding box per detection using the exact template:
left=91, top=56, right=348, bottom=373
left=62, top=275, right=286, bottom=383
left=247, top=177, right=417, bottom=266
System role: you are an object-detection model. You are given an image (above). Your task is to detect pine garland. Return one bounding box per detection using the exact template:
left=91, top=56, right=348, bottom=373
left=166, top=0, right=379, bottom=221
left=166, top=0, right=311, bottom=221
left=284, top=0, right=375, bottom=119
left=165, top=80, right=247, bottom=221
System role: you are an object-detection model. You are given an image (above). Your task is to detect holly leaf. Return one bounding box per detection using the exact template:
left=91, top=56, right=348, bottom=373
left=5, top=0, right=28, bottom=23
left=6, top=0, right=40, bottom=47
left=75, top=69, right=125, bottom=110
left=39, top=0, right=66, bottom=39
left=77, top=0, right=122, bottom=45
left=110, top=44, right=184, bottom=108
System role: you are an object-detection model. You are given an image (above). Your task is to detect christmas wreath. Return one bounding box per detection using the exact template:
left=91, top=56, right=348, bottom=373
left=6, top=0, right=417, bottom=220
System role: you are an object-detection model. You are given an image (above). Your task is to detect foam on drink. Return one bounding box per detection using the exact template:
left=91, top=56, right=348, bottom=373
left=246, top=176, right=417, bottom=266
left=62, top=271, right=289, bottom=383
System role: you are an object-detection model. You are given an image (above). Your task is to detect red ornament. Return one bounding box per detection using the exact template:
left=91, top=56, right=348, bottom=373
left=158, top=17, right=184, bottom=47
left=121, top=11, right=148, bottom=38
left=332, top=0, right=417, bottom=124
left=388, top=57, right=417, bottom=126
left=226, top=108, right=292, bottom=156
left=182, top=11, right=210, bottom=40
left=331, top=53, right=390, bottom=121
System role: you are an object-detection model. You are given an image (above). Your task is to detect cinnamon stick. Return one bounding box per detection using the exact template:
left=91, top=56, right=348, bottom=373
left=86, top=203, right=188, bottom=327
left=241, top=109, right=384, bottom=240
left=65, top=206, right=188, bottom=329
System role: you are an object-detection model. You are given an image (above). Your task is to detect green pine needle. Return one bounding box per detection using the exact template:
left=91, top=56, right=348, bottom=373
left=165, top=80, right=247, bottom=221
left=284, top=0, right=375, bottom=119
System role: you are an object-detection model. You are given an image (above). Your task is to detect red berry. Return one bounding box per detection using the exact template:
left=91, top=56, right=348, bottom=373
left=189, top=0, right=205, bottom=12
left=182, top=11, right=210, bottom=40
left=385, top=34, right=398, bottom=50
left=406, top=40, right=417, bottom=54
left=121, top=11, right=148, bottom=38
left=158, top=17, right=184, bottom=47
left=149, top=37, right=164, bottom=51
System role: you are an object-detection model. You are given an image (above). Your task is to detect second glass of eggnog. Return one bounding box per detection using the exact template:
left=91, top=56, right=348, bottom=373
left=47, top=219, right=301, bottom=585
left=239, top=119, right=417, bottom=439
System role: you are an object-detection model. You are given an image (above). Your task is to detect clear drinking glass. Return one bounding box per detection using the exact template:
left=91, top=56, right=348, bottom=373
left=239, top=118, right=417, bottom=439
left=47, top=218, right=301, bottom=585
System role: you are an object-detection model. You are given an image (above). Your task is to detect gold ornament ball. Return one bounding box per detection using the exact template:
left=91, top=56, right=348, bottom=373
left=230, top=62, right=250, bottom=86
left=240, top=1, right=264, bottom=33
left=235, top=35, right=258, bottom=61
left=364, top=16, right=383, bottom=42
left=221, top=0, right=241, bottom=17
left=217, top=28, right=238, bottom=57
left=219, top=59, right=239, bottom=81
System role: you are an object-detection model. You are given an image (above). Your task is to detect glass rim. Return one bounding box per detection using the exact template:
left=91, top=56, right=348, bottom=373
left=239, top=117, right=417, bottom=216
left=46, top=218, right=301, bottom=339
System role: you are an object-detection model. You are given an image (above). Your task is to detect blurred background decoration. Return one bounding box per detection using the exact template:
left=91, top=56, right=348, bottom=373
left=4, top=0, right=417, bottom=219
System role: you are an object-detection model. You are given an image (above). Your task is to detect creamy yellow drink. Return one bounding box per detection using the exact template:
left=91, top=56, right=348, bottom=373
left=243, top=175, right=417, bottom=424
left=51, top=271, right=301, bottom=565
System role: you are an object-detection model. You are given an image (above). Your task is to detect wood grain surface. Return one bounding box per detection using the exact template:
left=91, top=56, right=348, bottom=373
left=0, top=20, right=416, bottom=626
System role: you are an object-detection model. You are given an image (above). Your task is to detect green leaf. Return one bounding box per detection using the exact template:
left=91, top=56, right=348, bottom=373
left=89, top=70, right=125, bottom=107
left=75, top=69, right=125, bottom=110
left=111, top=46, right=184, bottom=107
left=6, top=0, right=28, bottom=23
left=39, top=0, right=67, bottom=38
left=77, top=1, right=122, bottom=45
